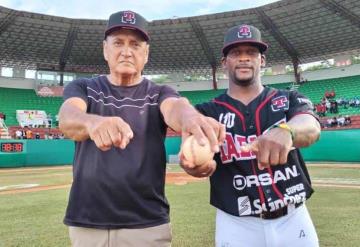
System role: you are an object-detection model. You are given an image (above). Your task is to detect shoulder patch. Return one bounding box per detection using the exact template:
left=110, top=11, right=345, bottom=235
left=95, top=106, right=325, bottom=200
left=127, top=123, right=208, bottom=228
left=271, top=96, right=289, bottom=112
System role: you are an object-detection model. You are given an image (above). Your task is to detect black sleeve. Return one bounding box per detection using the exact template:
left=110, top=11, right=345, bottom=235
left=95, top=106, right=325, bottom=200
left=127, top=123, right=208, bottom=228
left=287, top=90, right=318, bottom=120
left=195, top=102, right=215, bottom=118
left=158, top=85, right=180, bottom=105
left=63, top=79, right=89, bottom=105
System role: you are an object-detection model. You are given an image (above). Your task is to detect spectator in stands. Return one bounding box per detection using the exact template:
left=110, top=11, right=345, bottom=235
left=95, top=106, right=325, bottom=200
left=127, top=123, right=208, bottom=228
left=343, top=97, right=349, bottom=109
left=35, top=132, right=40, bottom=139
left=15, top=129, right=22, bottom=139
left=355, top=97, right=360, bottom=108
left=325, top=90, right=330, bottom=99
left=331, top=116, right=338, bottom=127
left=316, top=102, right=326, bottom=117
left=48, top=133, right=53, bottom=140
left=22, top=128, right=27, bottom=139
left=44, top=132, right=49, bottom=139
left=345, top=115, right=352, bottom=125
left=349, top=98, right=355, bottom=107
left=320, top=104, right=325, bottom=115
left=58, top=10, right=224, bottom=247
left=25, top=128, right=33, bottom=139
left=0, top=112, right=6, bottom=121
left=330, top=100, right=338, bottom=114
left=325, top=118, right=333, bottom=128
left=329, top=88, right=335, bottom=98
left=336, top=97, right=343, bottom=106
left=337, top=115, right=345, bottom=126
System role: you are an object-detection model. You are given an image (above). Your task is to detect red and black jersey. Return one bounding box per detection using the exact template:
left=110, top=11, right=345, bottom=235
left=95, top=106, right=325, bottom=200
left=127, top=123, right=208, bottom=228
left=196, top=86, right=317, bottom=217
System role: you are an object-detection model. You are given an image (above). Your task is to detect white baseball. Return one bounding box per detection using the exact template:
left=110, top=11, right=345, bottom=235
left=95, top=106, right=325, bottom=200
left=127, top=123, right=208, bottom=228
left=182, top=135, right=214, bottom=166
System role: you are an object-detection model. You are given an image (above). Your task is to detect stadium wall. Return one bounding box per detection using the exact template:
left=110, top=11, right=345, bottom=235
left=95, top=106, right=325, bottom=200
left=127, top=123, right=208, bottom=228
left=302, top=63, right=360, bottom=81
left=1, top=130, right=359, bottom=167
left=0, top=77, right=34, bottom=89
left=165, top=129, right=360, bottom=163
left=161, top=64, right=360, bottom=91
left=0, top=139, right=74, bottom=168
left=1, top=64, right=360, bottom=91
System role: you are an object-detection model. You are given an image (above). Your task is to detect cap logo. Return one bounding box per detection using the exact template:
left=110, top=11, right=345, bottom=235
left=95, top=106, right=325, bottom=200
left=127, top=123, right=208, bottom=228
left=238, top=25, right=251, bottom=39
left=121, top=11, right=136, bottom=24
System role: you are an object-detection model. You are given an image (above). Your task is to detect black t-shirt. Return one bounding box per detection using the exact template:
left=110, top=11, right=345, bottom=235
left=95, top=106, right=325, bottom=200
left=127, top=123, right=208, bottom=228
left=63, top=75, right=179, bottom=229
left=196, top=87, right=317, bottom=217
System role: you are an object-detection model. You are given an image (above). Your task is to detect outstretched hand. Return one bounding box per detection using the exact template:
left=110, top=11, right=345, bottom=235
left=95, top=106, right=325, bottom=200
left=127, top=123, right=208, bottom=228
left=86, top=116, right=134, bottom=151
left=241, top=126, right=293, bottom=170
left=180, top=114, right=225, bottom=153
left=179, top=114, right=225, bottom=177
left=179, top=153, right=217, bottom=178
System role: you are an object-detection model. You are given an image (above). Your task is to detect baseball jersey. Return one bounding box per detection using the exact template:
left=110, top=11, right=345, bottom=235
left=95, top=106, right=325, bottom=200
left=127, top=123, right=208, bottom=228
left=196, top=86, right=316, bottom=217
left=63, top=75, right=179, bottom=229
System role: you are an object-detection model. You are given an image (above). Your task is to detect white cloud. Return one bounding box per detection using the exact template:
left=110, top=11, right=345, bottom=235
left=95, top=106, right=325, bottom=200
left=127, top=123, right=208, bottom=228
left=0, top=0, right=279, bottom=20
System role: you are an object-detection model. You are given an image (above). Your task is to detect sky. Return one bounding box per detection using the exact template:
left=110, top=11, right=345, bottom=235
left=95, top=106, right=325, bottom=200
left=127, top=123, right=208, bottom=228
left=0, top=0, right=278, bottom=21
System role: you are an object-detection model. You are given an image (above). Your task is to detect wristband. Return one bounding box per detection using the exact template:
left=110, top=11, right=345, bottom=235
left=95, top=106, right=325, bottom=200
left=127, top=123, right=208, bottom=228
left=271, top=123, right=295, bottom=141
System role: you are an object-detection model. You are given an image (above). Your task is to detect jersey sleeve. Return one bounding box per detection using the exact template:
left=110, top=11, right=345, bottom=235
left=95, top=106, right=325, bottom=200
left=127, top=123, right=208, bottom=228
left=195, top=103, right=208, bottom=115
left=158, top=85, right=180, bottom=105
left=63, top=79, right=89, bottom=105
left=287, top=90, right=317, bottom=120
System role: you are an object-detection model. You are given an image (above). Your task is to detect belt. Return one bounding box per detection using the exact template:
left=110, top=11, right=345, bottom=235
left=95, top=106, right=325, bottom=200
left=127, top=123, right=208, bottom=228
left=256, top=202, right=303, bottom=220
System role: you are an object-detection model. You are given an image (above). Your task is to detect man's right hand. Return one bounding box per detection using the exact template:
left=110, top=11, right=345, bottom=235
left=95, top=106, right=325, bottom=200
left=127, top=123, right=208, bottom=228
left=179, top=153, right=217, bottom=178
left=59, top=97, right=133, bottom=150
left=85, top=116, right=133, bottom=151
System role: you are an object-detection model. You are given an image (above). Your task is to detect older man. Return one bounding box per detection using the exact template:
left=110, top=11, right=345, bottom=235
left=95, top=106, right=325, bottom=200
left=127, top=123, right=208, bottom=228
left=59, top=10, right=224, bottom=247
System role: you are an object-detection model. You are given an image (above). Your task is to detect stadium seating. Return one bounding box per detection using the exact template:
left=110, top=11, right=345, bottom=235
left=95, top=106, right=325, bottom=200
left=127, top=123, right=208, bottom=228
left=179, top=89, right=226, bottom=105
left=0, top=87, right=62, bottom=126
left=179, top=82, right=292, bottom=105
left=179, top=76, right=360, bottom=118
left=297, top=75, right=360, bottom=116
left=0, top=75, right=359, bottom=129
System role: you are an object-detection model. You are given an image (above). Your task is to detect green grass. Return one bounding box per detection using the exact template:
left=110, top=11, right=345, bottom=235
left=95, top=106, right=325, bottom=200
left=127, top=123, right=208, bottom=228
left=307, top=187, right=360, bottom=247
left=0, top=167, right=73, bottom=189
left=0, top=165, right=359, bottom=247
left=0, top=189, right=70, bottom=247
left=167, top=182, right=215, bottom=247
left=309, top=165, right=360, bottom=181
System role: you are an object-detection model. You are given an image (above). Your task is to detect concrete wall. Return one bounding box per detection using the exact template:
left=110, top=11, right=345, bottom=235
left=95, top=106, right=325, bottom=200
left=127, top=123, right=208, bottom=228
left=0, top=77, right=35, bottom=89
left=1, top=64, right=360, bottom=92
left=165, top=64, right=360, bottom=91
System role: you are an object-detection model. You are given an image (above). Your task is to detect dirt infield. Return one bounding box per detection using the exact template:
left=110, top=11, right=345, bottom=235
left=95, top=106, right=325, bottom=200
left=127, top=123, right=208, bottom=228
left=0, top=171, right=205, bottom=195
left=0, top=163, right=359, bottom=195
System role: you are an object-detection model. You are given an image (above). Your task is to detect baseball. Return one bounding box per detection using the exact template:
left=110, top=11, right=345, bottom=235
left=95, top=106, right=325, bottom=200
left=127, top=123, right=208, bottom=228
left=182, top=135, right=214, bottom=166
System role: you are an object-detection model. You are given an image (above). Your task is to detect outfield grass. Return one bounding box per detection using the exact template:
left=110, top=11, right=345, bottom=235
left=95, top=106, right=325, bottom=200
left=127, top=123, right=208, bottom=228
left=0, top=165, right=359, bottom=247
left=0, top=167, right=73, bottom=190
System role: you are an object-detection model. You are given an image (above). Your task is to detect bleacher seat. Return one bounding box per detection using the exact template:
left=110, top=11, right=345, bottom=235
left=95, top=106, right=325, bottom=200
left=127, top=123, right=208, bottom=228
left=0, top=88, right=63, bottom=126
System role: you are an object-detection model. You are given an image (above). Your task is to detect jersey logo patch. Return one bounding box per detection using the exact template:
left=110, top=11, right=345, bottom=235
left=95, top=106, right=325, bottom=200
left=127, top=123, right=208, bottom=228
left=271, top=96, right=289, bottom=112
left=238, top=25, right=252, bottom=39
left=219, top=112, right=235, bottom=128
left=237, top=196, right=252, bottom=216
left=121, top=11, right=136, bottom=24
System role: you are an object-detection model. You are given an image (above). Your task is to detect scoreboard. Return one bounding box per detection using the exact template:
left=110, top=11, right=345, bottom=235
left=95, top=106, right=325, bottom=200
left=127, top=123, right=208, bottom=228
left=0, top=142, right=24, bottom=153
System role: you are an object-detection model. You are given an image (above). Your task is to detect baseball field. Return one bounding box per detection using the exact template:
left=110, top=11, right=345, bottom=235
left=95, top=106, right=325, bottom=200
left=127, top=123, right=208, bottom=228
left=0, top=163, right=359, bottom=247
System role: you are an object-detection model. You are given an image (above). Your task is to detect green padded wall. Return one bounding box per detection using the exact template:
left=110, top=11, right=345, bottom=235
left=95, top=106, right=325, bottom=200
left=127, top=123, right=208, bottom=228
left=24, top=139, right=74, bottom=166
left=165, top=129, right=360, bottom=163
left=1, top=130, right=359, bottom=168
left=0, top=140, right=74, bottom=168
left=300, top=129, right=360, bottom=162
